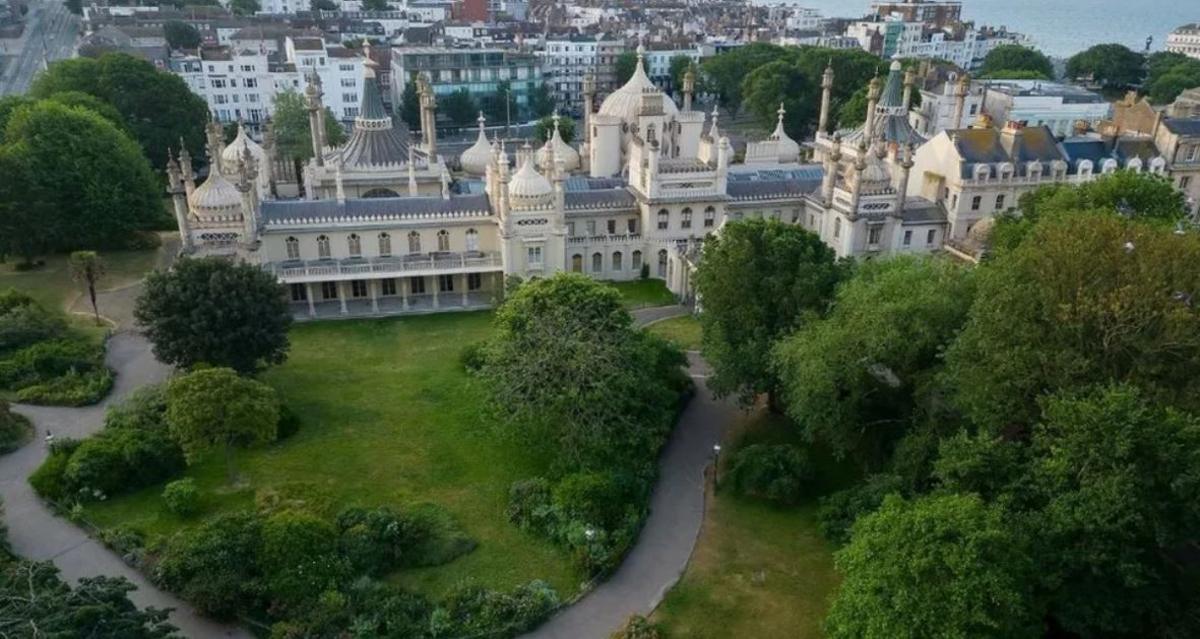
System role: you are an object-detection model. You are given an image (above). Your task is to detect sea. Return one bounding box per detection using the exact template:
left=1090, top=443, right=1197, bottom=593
left=752, top=0, right=1198, bottom=59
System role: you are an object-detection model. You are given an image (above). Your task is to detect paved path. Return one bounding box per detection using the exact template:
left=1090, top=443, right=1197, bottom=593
left=524, top=307, right=738, bottom=639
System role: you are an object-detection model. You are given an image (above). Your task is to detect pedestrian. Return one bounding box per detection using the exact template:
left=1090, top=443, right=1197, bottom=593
left=44, top=431, right=54, bottom=447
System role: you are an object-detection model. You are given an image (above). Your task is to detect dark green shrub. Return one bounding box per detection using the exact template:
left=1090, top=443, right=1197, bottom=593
left=29, top=448, right=72, bottom=502
left=155, top=511, right=265, bottom=619
left=612, top=614, right=664, bottom=639
left=16, top=368, right=114, bottom=406
left=103, top=384, right=167, bottom=431
left=816, top=473, right=904, bottom=546
left=506, top=477, right=554, bottom=533
left=100, top=525, right=146, bottom=560
left=260, top=510, right=350, bottom=613
left=552, top=471, right=630, bottom=530
left=403, top=503, right=477, bottom=567
left=725, top=444, right=813, bottom=504
left=0, top=289, right=37, bottom=314
left=276, top=404, right=301, bottom=440
left=162, top=478, right=200, bottom=517
left=62, top=424, right=184, bottom=500
left=0, top=301, right=66, bottom=352
left=0, top=400, right=32, bottom=454
left=335, top=506, right=430, bottom=576
left=437, top=580, right=558, bottom=637
left=640, top=263, right=650, bottom=279
left=458, top=341, right=488, bottom=373
left=0, top=338, right=102, bottom=388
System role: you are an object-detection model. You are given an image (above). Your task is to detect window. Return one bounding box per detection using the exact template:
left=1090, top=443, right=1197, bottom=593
left=627, top=218, right=637, bottom=234
left=612, top=251, right=622, bottom=271
left=571, top=254, right=583, bottom=272
left=586, top=220, right=596, bottom=236
left=289, top=283, right=307, bottom=302
left=317, top=235, right=331, bottom=259
left=868, top=226, right=882, bottom=245
left=926, top=229, right=937, bottom=245
left=408, top=231, right=421, bottom=254
left=244, top=78, right=257, bottom=88
left=436, top=230, right=450, bottom=252
left=567, top=222, right=575, bottom=237
left=970, top=195, right=982, bottom=211
left=378, top=232, right=392, bottom=257
left=527, top=246, right=543, bottom=266
left=465, top=229, right=479, bottom=252
left=903, top=230, right=913, bottom=246
left=438, top=275, right=454, bottom=292
left=351, top=280, right=367, bottom=297
left=657, top=249, right=668, bottom=277
left=340, top=78, right=355, bottom=87
left=285, top=236, right=300, bottom=260
left=632, top=250, right=642, bottom=271
left=467, top=273, right=482, bottom=290
left=321, top=281, right=338, bottom=299
left=592, top=252, right=603, bottom=272
left=348, top=233, right=362, bottom=257
left=410, top=276, right=426, bottom=294
left=704, top=206, right=716, bottom=227
left=607, top=219, right=616, bottom=235
left=833, top=218, right=841, bottom=239
left=381, top=278, right=397, bottom=296
left=657, top=209, right=669, bottom=230
left=1182, top=176, right=1193, bottom=189
left=681, top=207, right=692, bottom=229
left=995, top=194, right=1005, bottom=210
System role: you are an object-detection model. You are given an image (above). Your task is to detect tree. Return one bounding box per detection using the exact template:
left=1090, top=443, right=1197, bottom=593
left=774, top=257, right=976, bottom=463
left=43, top=91, right=128, bottom=132
left=482, top=79, right=511, bottom=124
left=229, top=0, right=260, bottom=15
left=667, top=55, right=694, bottom=93
left=1065, top=43, right=1145, bottom=88
left=1145, top=52, right=1200, bottom=104
left=399, top=79, right=421, bottom=130
left=0, top=146, right=51, bottom=264
left=0, top=101, right=163, bottom=252
left=269, top=89, right=346, bottom=181
left=163, top=20, right=202, bottom=51
left=528, top=83, right=555, bottom=119
left=165, top=367, right=279, bottom=483
left=836, top=85, right=869, bottom=128
left=695, top=218, right=843, bottom=406
left=360, top=0, right=388, bottom=10
left=310, top=0, right=336, bottom=9
left=979, top=45, right=1054, bottom=79
left=30, top=53, right=209, bottom=169
left=701, top=42, right=789, bottom=112
left=976, top=69, right=1052, bottom=80
left=615, top=51, right=638, bottom=86
left=943, top=214, right=1200, bottom=432
left=533, top=115, right=575, bottom=144
left=738, top=46, right=882, bottom=137
left=135, top=257, right=292, bottom=373
left=825, top=493, right=1037, bottom=639
left=69, top=251, right=106, bottom=325
left=441, top=88, right=476, bottom=127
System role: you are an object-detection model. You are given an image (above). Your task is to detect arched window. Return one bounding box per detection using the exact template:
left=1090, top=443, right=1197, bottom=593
left=632, top=250, right=642, bottom=271
left=285, top=236, right=300, bottom=260
left=657, top=249, right=668, bottom=277
left=437, top=229, right=450, bottom=252
left=408, top=231, right=421, bottom=254
left=592, top=252, right=603, bottom=272
left=465, top=228, right=479, bottom=253
left=317, top=235, right=331, bottom=259
left=657, top=209, right=669, bottom=230
left=571, top=254, right=583, bottom=272
left=347, top=233, right=362, bottom=257
left=378, top=232, right=392, bottom=257
left=704, top=206, right=716, bottom=228
left=680, top=207, right=692, bottom=229
left=612, top=251, right=622, bottom=271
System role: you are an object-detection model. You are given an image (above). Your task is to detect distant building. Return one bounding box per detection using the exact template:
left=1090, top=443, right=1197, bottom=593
left=981, top=80, right=1111, bottom=138
left=1166, top=24, right=1200, bottom=60
left=390, top=46, right=542, bottom=120
left=869, top=1, right=962, bottom=30
left=641, top=44, right=712, bottom=93
left=539, top=34, right=627, bottom=116
left=910, top=73, right=985, bottom=138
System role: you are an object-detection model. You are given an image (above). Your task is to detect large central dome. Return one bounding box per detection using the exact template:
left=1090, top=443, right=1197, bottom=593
left=597, top=44, right=679, bottom=123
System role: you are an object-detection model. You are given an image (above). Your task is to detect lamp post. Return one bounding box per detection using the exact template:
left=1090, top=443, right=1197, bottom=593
left=712, top=443, right=722, bottom=489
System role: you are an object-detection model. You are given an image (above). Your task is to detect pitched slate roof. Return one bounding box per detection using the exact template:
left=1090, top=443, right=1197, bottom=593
left=951, top=125, right=1066, bottom=177
left=1163, top=118, right=1200, bottom=136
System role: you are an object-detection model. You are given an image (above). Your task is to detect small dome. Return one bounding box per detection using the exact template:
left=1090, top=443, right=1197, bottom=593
left=188, top=171, right=242, bottom=215
left=508, top=148, right=553, bottom=206
left=221, top=123, right=265, bottom=170
left=598, top=44, right=678, bottom=123
left=767, top=104, right=800, bottom=162
left=536, top=116, right=581, bottom=173
left=859, top=152, right=893, bottom=194
left=460, top=113, right=493, bottom=176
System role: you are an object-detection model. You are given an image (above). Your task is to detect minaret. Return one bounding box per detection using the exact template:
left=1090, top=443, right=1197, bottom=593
left=441, top=168, right=451, bottom=200
left=165, top=151, right=194, bottom=253
left=419, top=74, right=438, bottom=159
left=335, top=152, right=346, bottom=204
left=818, top=62, right=834, bottom=134
left=407, top=146, right=418, bottom=196
left=304, top=71, right=326, bottom=167
left=178, top=140, right=196, bottom=198
left=822, top=132, right=842, bottom=207
left=952, top=72, right=970, bottom=130
left=864, top=74, right=882, bottom=141
left=849, top=141, right=867, bottom=217
left=205, top=119, right=224, bottom=174
left=236, top=146, right=259, bottom=248
left=582, top=69, right=596, bottom=146
left=262, top=118, right=278, bottom=198
left=902, top=67, right=916, bottom=112
left=894, top=143, right=913, bottom=216
left=682, top=66, right=695, bottom=112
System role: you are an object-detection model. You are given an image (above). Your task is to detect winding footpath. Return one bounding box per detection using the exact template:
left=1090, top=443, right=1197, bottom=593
left=0, top=302, right=732, bottom=639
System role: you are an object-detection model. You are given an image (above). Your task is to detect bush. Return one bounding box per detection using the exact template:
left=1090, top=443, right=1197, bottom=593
left=436, top=580, right=559, bottom=637
left=155, top=511, right=265, bottom=619
left=506, top=477, right=554, bottom=534
left=162, top=478, right=200, bottom=517
left=276, top=404, right=301, bottom=440
left=0, top=338, right=104, bottom=388
left=260, top=510, right=351, bottom=613
left=403, top=503, right=477, bottom=567
left=612, top=615, right=664, bottom=639
left=0, top=400, right=32, bottom=454
left=552, top=471, right=631, bottom=531
left=335, top=505, right=431, bottom=576
left=29, top=448, right=72, bottom=502
left=817, top=473, right=904, bottom=546
left=103, top=384, right=167, bottom=431
left=62, top=423, right=184, bottom=500
left=0, top=300, right=67, bottom=352
left=458, top=341, right=488, bottom=373
left=16, top=367, right=114, bottom=406
left=724, top=444, right=813, bottom=504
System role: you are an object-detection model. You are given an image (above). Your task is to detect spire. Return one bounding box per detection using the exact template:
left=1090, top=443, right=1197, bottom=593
left=205, top=119, right=224, bottom=174
left=708, top=105, right=720, bottom=139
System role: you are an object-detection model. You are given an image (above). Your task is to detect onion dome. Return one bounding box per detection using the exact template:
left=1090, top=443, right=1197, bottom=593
left=508, top=144, right=553, bottom=207
left=535, top=113, right=581, bottom=173
left=766, top=103, right=801, bottom=162
left=222, top=122, right=265, bottom=171
left=460, top=112, right=493, bottom=176
left=188, top=170, right=242, bottom=217
left=598, top=43, right=678, bottom=123
left=859, top=151, right=893, bottom=194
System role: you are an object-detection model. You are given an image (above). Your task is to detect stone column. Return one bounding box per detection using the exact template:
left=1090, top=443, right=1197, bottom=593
left=819, top=63, right=834, bottom=134
left=337, top=281, right=348, bottom=315
left=401, top=277, right=409, bottom=310
left=461, top=273, right=468, bottom=306
left=369, top=279, right=379, bottom=314
left=305, top=283, right=316, bottom=318
left=953, top=73, right=970, bottom=130
left=432, top=276, right=439, bottom=309
left=864, top=75, right=881, bottom=141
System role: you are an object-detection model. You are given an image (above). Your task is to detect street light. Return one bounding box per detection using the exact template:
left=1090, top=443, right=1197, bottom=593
left=712, top=444, right=722, bottom=489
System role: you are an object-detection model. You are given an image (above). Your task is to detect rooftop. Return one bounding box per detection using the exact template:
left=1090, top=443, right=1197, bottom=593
left=985, top=80, right=1106, bottom=104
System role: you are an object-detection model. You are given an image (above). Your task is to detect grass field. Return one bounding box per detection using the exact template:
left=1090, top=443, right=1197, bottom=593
left=0, top=247, right=162, bottom=313
left=606, top=279, right=677, bottom=309
left=653, top=413, right=855, bottom=638
left=646, top=314, right=702, bottom=350
left=83, top=312, right=583, bottom=598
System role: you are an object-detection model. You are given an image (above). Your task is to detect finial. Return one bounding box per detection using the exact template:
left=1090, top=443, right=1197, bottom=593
left=777, top=102, right=786, bottom=120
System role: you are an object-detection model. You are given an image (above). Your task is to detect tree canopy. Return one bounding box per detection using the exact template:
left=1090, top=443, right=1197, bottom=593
left=270, top=90, right=347, bottom=162
left=695, top=218, right=843, bottom=406
left=979, top=45, right=1054, bottom=80
left=135, top=257, right=293, bottom=374
left=164, top=20, right=202, bottom=51
left=30, top=53, right=209, bottom=169
left=1145, top=51, right=1200, bottom=104
left=166, top=367, right=279, bottom=482
left=1065, top=43, right=1145, bottom=88
left=229, top=0, right=259, bottom=15
left=614, top=51, right=638, bottom=87
left=533, top=115, right=575, bottom=144
left=441, top=88, right=477, bottom=127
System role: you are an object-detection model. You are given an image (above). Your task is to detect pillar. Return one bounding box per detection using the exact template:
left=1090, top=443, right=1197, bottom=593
left=818, top=63, right=834, bottom=134
left=369, top=279, right=379, bottom=314
left=953, top=73, right=970, bottom=130
left=863, top=75, right=881, bottom=141
left=461, top=273, right=468, bottom=306
left=432, top=276, right=439, bottom=309
left=902, top=68, right=915, bottom=112
left=337, top=281, right=348, bottom=315
left=401, top=277, right=409, bottom=310
left=305, top=283, right=316, bottom=317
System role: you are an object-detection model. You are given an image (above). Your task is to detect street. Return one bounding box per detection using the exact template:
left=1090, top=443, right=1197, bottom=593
left=0, top=0, right=79, bottom=97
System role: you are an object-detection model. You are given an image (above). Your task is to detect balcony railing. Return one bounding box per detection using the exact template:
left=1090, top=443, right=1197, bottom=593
left=265, top=251, right=503, bottom=281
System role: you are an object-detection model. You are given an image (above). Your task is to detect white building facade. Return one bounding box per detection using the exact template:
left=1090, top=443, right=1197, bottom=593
left=1167, top=24, right=1200, bottom=60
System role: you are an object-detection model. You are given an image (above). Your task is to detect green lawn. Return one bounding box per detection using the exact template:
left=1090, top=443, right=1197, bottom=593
left=83, top=312, right=583, bottom=598
left=0, top=246, right=162, bottom=313
left=607, top=279, right=677, bottom=309
left=653, top=414, right=855, bottom=638
left=646, top=315, right=702, bottom=350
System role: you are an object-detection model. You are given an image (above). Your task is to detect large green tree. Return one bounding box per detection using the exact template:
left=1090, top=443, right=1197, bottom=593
left=979, top=44, right=1054, bottom=79
left=943, top=213, right=1200, bottom=432
left=825, top=493, right=1037, bottom=639
left=268, top=89, right=346, bottom=189
left=701, top=42, right=789, bottom=112
left=774, top=257, right=976, bottom=463
left=1066, top=43, right=1145, bottom=88
left=1145, top=51, right=1200, bottom=104
left=229, top=0, right=259, bottom=15
left=135, top=257, right=292, bottom=373
left=164, top=20, right=202, bottom=51
left=738, top=47, right=882, bottom=138
left=695, top=218, right=842, bottom=406
left=440, top=88, right=476, bottom=127
left=30, top=53, right=209, bottom=169
left=0, top=101, right=162, bottom=252
left=165, top=367, right=279, bottom=483
left=533, top=115, right=575, bottom=144
left=614, top=51, right=638, bottom=86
